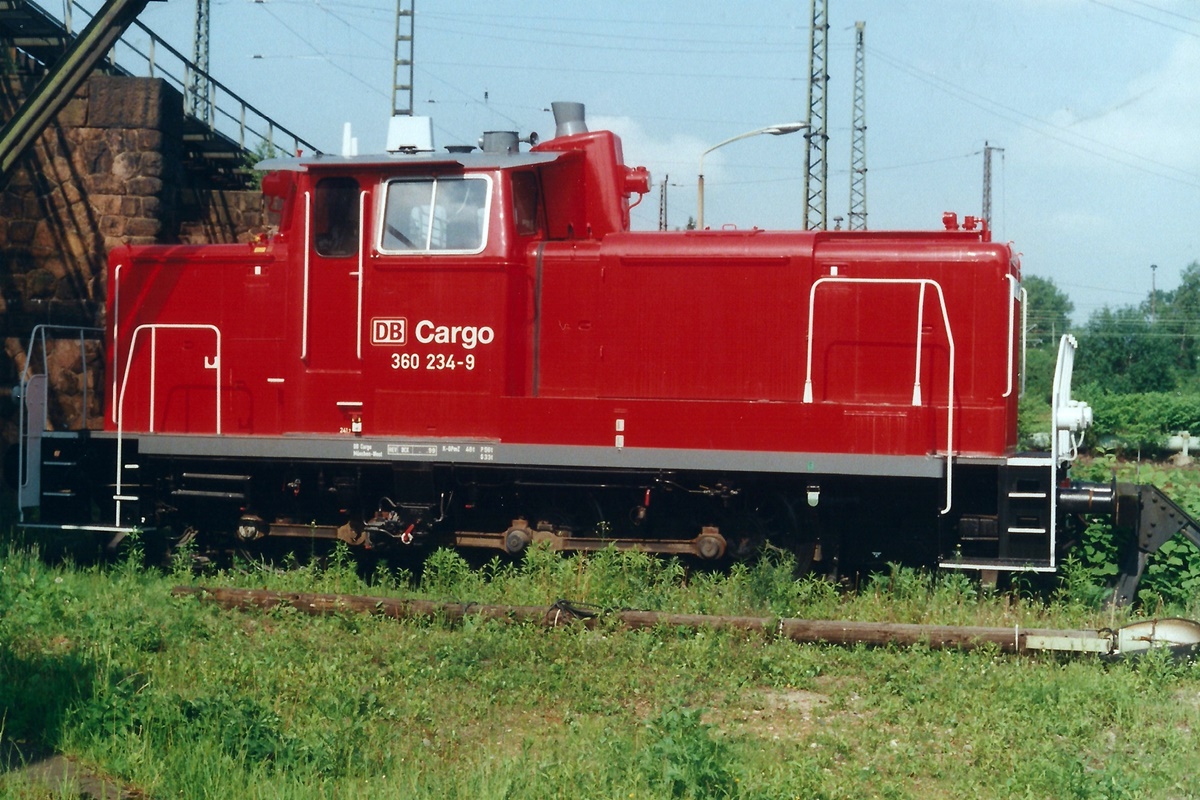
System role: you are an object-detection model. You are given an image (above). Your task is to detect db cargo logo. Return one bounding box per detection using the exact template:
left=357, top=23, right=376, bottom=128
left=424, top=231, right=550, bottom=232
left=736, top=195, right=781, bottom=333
left=371, top=318, right=407, bottom=345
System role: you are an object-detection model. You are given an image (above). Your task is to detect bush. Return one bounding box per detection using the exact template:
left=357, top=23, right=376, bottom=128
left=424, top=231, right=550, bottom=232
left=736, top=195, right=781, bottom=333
left=1077, top=390, right=1200, bottom=453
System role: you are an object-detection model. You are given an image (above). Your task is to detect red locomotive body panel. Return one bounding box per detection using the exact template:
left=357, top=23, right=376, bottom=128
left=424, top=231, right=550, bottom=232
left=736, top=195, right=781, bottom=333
left=106, top=192, right=1020, bottom=465
left=109, top=245, right=290, bottom=437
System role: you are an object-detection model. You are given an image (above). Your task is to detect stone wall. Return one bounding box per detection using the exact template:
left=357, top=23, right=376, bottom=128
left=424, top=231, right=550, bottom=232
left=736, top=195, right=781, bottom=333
left=0, top=72, right=266, bottom=445
left=178, top=188, right=269, bottom=245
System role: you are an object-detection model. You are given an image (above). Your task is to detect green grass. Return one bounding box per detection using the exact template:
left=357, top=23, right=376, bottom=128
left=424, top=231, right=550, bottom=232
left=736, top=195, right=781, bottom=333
left=1, top=540, right=1199, bottom=798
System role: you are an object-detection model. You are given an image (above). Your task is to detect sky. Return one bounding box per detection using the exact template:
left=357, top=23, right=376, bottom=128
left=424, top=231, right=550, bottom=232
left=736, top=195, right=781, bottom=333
left=62, top=0, right=1200, bottom=324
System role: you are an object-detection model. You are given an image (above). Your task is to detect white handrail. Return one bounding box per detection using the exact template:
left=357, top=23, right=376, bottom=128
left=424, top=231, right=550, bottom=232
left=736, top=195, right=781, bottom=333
left=301, top=191, right=312, bottom=360
left=913, top=280, right=927, bottom=406
left=803, top=276, right=957, bottom=514
left=114, top=323, right=221, bottom=526
left=1048, top=334, right=1079, bottom=570
left=1019, top=287, right=1028, bottom=398
left=1003, top=274, right=1021, bottom=399
left=19, top=323, right=104, bottom=429
left=354, top=189, right=367, bottom=359
left=110, top=262, right=123, bottom=423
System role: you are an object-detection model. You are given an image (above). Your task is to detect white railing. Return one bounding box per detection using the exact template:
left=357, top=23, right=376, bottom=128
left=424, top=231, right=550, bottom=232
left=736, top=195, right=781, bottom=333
left=356, top=190, right=367, bottom=359
left=46, top=0, right=320, bottom=157
left=18, top=323, right=103, bottom=430
left=1019, top=287, right=1028, bottom=397
left=1004, top=275, right=1017, bottom=398
left=15, top=324, right=104, bottom=521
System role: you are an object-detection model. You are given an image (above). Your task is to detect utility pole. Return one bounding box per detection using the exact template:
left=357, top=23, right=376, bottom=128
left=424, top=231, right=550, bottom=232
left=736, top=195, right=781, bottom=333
left=803, top=0, right=829, bottom=231
left=1151, top=264, right=1158, bottom=323
left=848, top=21, right=867, bottom=231
left=982, top=141, right=1004, bottom=230
left=659, top=174, right=668, bottom=231
left=393, top=0, right=415, bottom=116
left=188, top=0, right=210, bottom=124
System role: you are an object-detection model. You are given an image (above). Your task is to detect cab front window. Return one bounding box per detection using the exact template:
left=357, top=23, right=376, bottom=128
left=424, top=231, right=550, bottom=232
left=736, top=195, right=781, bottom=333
left=380, top=175, right=490, bottom=253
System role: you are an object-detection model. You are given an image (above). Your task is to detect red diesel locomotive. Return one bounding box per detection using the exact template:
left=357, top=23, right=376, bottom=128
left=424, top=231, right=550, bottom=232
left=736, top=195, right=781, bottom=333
left=15, top=102, right=1199, bottom=601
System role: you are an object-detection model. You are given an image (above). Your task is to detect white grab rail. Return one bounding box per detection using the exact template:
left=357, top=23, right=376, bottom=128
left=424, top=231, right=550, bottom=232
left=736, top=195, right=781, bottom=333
left=16, top=324, right=103, bottom=521
left=1004, top=274, right=1019, bottom=398
left=355, top=189, right=367, bottom=359
left=110, top=262, right=123, bottom=423
left=1046, top=334, right=1091, bottom=569
left=803, top=276, right=957, bottom=514
left=301, top=191, right=312, bottom=360
left=114, top=323, right=222, bottom=525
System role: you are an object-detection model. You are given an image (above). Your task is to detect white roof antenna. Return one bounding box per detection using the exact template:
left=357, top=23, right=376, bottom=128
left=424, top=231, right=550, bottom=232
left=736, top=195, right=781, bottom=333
left=341, top=122, right=359, bottom=157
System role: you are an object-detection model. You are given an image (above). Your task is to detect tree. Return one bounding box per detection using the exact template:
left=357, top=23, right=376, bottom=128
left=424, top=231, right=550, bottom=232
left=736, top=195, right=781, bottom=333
left=1147, top=260, right=1200, bottom=373
left=1074, top=305, right=1175, bottom=393
left=1021, top=275, right=1075, bottom=404
left=1022, top=274, right=1074, bottom=348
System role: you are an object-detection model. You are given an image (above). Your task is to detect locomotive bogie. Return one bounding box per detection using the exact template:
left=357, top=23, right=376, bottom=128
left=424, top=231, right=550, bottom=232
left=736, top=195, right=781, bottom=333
left=44, top=439, right=1011, bottom=575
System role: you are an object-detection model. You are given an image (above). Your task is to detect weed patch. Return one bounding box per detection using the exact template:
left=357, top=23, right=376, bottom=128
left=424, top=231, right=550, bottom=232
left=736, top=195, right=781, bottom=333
left=640, top=702, right=736, bottom=799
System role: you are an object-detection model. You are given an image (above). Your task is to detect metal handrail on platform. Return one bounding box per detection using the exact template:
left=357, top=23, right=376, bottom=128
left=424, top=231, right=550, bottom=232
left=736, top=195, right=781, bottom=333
left=118, top=14, right=319, bottom=157
left=9, top=0, right=319, bottom=158
left=15, top=324, right=104, bottom=521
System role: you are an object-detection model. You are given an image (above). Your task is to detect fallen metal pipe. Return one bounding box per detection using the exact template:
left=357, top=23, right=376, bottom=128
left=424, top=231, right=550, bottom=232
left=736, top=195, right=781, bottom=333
left=172, top=586, right=1200, bottom=658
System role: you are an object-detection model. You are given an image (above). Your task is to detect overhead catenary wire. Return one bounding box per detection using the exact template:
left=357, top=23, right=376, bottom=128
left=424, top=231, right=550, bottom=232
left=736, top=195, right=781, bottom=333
left=867, top=44, right=1200, bottom=190
left=238, top=2, right=1200, bottom=198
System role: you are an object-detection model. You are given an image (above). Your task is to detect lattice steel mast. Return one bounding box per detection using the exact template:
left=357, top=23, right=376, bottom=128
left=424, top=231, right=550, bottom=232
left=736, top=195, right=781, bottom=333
left=187, top=0, right=210, bottom=123
left=982, top=141, right=1004, bottom=230
left=848, top=21, right=867, bottom=231
left=393, top=0, right=415, bottom=116
left=803, top=0, right=829, bottom=231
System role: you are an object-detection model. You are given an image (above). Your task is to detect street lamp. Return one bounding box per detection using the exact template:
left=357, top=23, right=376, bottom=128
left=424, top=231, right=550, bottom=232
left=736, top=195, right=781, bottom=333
left=697, top=122, right=807, bottom=229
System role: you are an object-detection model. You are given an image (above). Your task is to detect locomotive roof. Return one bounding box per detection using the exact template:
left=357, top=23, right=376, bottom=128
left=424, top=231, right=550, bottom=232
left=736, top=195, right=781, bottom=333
left=255, top=150, right=565, bottom=173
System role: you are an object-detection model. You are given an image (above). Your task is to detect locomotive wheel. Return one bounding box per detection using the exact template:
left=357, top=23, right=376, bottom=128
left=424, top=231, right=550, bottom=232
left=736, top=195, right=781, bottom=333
left=236, top=515, right=267, bottom=543
left=504, top=526, right=532, bottom=555
left=696, top=530, right=726, bottom=560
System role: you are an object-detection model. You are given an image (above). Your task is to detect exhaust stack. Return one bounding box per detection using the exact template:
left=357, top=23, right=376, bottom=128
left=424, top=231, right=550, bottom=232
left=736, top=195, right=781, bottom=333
left=552, top=101, right=588, bottom=138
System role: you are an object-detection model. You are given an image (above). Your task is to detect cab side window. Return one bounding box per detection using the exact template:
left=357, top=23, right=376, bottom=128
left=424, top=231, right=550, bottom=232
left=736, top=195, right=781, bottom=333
left=511, top=171, right=542, bottom=237
left=313, top=177, right=360, bottom=257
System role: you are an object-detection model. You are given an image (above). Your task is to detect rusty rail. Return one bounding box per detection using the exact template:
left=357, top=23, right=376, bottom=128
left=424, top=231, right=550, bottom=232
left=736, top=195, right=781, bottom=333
left=172, top=586, right=1200, bottom=657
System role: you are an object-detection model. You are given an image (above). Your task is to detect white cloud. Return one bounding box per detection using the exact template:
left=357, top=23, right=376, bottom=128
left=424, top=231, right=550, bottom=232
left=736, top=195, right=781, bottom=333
left=589, top=114, right=711, bottom=183
left=1026, top=37, right=1200, bottom=178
